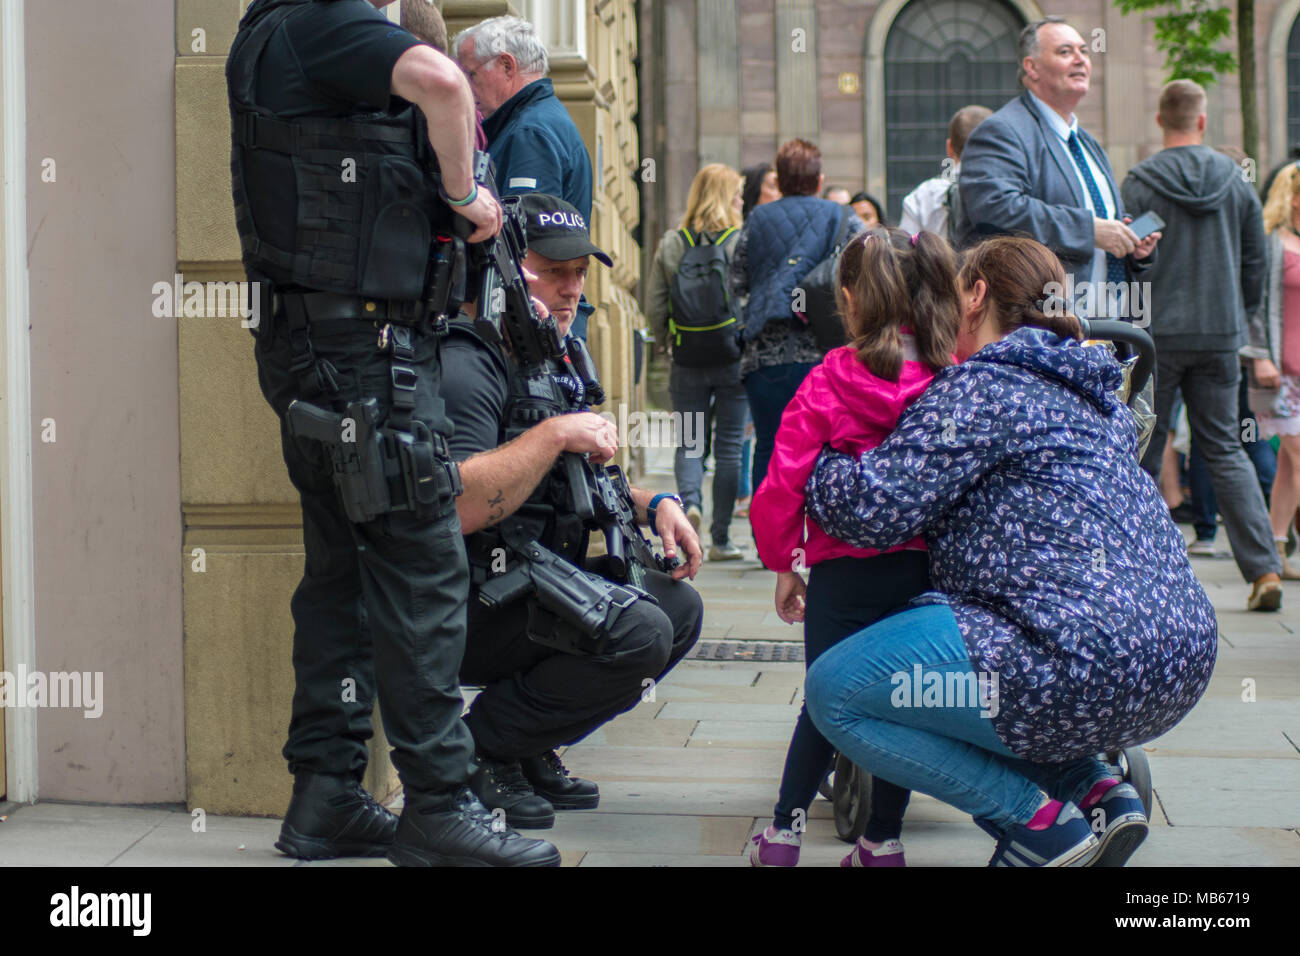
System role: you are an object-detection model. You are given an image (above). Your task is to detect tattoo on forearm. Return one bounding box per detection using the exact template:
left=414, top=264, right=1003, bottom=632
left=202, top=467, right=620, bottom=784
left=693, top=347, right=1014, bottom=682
left=487, top=489, right=505, bottom=524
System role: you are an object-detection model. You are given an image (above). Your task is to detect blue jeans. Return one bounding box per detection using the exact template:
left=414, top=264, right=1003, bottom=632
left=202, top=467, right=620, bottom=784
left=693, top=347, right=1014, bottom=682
left=805, top=604, right=1112, bottom=832
left=743, top=361, right=817, bottom=494
left=1189, top=369, right=1276, bottom=541
left=669, top=362, right=748, bottom=547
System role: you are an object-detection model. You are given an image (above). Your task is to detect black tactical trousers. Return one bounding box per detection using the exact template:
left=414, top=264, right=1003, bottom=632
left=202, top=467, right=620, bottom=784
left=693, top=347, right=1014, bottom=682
left=254, top=314, right=476, bottom=795
left=460, top=568, right=703, bottom=758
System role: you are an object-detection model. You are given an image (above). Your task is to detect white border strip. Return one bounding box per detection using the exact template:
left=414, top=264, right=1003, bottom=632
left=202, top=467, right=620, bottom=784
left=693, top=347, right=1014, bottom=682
left=2, top=0, right=38, bottom=804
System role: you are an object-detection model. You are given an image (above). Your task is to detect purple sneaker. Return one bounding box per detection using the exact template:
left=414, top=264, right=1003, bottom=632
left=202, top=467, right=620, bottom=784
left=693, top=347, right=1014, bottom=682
left=841, top=837, right=906, bottom=867
left=749, top=825, right=801, bottom=867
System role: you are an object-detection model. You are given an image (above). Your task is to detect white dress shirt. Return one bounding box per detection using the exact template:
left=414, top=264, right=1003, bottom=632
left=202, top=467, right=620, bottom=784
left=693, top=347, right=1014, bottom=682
left=899, top=171, right=957, bottom=237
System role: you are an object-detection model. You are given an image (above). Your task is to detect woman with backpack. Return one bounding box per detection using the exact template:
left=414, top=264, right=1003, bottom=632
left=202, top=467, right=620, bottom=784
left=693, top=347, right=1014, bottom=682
left=727, top=140, right=866, bottom=496
left=647, top=163, right=749, bottom=561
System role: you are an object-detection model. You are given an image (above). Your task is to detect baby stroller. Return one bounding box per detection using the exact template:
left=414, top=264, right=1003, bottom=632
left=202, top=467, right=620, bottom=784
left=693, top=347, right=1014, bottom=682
left=825, top=319, right=1158, bottom=845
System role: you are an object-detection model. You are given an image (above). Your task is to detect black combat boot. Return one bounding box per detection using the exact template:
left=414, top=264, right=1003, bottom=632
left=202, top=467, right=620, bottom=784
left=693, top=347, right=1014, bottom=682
left=469, top=754, right=556, bottom=828
left=387, top=787, right=562, bottom=867
left=519, top=750, right=600, bottom=810
left=275, top=771, right=398, bottom=859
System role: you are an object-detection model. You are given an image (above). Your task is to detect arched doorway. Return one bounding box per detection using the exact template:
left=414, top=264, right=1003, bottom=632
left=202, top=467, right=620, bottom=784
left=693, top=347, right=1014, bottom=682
left=879, top=0, right=1026, bottom=220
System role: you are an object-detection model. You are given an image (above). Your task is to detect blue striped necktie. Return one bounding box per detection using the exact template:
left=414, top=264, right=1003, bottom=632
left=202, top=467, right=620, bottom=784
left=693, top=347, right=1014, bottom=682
left=1066, top=130, right=1127, bottom=286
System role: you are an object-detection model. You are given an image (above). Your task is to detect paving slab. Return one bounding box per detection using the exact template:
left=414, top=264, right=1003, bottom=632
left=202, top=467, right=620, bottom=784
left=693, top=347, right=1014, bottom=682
left=688, top=718, right=794, bottom=747
left=657, top=701, right=802, bottom=722
left=567, top=719, right=697, bottom=748
left=577, top=851, right=748, bottom=866
left=1145, top=700, right=1300, bottom=757
left=556, top=744, right=787, bottom=781
left=540, top=811, right=754, bottom=856
left=109, top=828, right=297, bottom=868
left=661, top=664, right=764, bottom=685
left=0, top=816, right=157, bottom=866
left=1128, top=827, right=1300, bottom=866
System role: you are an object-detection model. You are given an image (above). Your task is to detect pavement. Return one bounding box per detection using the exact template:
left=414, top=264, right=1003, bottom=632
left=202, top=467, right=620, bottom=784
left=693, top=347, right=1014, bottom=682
left=2, top=449, right=1298, bottom=867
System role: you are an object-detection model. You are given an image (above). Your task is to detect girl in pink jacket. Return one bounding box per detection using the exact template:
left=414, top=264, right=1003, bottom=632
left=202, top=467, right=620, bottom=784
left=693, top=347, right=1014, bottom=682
left=748, top=228, right=961, bottom=867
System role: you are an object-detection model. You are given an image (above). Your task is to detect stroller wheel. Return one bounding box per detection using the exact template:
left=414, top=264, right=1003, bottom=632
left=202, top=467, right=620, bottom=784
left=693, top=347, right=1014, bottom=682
left=831, top=752, right=872, bottom=843
left=1121, top=747, right=1154, bottom=819
left=1105, top=747, right=1154, bottom=819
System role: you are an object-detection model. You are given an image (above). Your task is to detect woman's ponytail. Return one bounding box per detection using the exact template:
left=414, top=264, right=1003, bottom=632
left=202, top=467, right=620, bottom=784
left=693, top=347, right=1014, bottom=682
left=958, top=237, right=1085, bottom=342
left=1018, top=297, right=1084, bottom=341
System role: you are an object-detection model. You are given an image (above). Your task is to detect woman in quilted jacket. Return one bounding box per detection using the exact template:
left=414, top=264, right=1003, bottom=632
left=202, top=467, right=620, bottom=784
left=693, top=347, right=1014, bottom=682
left=748, top=228, right=960, bottom=868
left=804, top=236, right=1217, bottom=867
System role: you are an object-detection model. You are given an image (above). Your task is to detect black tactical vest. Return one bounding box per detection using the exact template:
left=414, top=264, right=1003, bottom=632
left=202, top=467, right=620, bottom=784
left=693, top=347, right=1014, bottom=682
left=447, top=319, right=590, bottom=579
left=227, top=0, right=451, bottom=298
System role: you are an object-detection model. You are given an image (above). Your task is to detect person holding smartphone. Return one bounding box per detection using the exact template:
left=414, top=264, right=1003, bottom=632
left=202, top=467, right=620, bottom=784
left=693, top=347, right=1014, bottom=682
left=1122, top=79, right=1282, bottom=611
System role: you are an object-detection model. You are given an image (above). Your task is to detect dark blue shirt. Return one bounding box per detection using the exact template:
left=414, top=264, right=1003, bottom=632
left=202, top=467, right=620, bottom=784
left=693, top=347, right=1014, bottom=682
left=483, top=78, right=593, bottom=223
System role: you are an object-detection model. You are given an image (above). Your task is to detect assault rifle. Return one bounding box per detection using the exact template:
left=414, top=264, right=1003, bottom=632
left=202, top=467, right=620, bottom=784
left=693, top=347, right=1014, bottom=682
left=464, top=152, right=677, bottom=591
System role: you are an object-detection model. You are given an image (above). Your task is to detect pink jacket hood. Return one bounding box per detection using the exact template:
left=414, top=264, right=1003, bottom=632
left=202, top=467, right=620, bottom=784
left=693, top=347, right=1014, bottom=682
left=752, top=340, right=935, bottom=572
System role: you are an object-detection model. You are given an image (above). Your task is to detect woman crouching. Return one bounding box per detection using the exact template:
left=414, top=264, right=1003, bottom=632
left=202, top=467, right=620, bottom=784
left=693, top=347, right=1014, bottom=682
left=802, top=236, right=1217, bottom=867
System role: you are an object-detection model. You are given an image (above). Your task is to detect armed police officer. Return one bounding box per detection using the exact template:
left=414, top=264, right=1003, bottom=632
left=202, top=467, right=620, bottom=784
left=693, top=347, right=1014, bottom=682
left=445, top=194, right=705, bottom=827
left=227, top=0, right=559, bottom=866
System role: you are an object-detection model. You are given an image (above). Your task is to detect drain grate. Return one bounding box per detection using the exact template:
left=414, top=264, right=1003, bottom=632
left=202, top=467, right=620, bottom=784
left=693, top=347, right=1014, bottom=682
left=687, top=640, right=805, bottom=662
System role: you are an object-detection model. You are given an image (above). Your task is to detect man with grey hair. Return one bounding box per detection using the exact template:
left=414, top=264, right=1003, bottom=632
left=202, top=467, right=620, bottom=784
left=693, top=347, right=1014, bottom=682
left=959, top=16, right=1159, bottom=317
left=454, top=15, right=595, bottom=336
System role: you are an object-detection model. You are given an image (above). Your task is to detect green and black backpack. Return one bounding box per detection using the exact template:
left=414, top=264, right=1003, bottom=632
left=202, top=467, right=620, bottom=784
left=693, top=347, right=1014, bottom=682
left=668, top=227, right=740, bottom=367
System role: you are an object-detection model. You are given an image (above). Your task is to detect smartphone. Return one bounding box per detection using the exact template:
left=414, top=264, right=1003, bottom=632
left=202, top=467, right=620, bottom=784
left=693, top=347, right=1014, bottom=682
left=1127, top=211, right=1166, bottom=241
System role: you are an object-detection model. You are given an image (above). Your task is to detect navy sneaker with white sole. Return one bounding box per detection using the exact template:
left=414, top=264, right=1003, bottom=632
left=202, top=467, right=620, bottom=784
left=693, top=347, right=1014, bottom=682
left=1083, top=783, right=1148, bottom=867
left=987, top=801, right=1098, bottom=867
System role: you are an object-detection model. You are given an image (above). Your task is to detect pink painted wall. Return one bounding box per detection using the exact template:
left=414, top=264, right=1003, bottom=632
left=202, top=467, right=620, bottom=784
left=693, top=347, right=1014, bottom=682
left=26, top=1, right=183, bottom=802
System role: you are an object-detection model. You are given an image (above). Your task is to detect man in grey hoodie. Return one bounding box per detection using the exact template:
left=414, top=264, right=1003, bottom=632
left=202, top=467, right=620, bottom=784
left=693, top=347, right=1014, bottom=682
left=1122, top=79, right=1282, bottom=611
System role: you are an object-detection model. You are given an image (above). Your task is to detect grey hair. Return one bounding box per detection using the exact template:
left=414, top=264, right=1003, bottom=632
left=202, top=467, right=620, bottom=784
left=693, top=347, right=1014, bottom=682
left=1017, top=15, right=1069, bottom=85
left=452, top=15, right=549, bottom=76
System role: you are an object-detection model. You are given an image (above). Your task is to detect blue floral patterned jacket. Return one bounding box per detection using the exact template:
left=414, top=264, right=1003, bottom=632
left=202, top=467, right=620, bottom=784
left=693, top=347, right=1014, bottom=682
left=806, top=327, right=1218, bottom=762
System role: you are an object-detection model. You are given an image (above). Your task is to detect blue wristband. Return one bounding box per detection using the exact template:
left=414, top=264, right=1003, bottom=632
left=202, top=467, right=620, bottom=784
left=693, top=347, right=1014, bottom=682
left=647, top=493, right=682, bottom=528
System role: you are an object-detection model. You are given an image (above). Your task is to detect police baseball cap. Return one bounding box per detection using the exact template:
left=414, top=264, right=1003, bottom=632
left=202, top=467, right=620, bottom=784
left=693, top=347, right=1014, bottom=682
left=517, top=193, right=613, bottom=267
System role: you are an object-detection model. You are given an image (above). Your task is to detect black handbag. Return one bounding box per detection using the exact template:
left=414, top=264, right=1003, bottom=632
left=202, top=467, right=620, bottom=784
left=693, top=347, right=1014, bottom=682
left=797, top=206, right=853, bottom=352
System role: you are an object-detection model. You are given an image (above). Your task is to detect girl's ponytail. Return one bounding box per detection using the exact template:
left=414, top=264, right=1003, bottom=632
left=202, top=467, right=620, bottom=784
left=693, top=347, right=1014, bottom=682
left=836, top=227, right=960, bottom=380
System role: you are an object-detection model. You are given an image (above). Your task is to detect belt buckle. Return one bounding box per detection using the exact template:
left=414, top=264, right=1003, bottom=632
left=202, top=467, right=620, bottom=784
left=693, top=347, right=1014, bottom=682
left=390, top=365, right=419, bottom=391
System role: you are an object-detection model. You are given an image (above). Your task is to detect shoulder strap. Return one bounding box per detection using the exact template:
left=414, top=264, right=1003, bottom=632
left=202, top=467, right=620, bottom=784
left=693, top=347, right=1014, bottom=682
left=228, top=0, right=311, bottom=108
left=828, top=205, right=852, bottom=257
left=679, top=228, right=696, bottom=248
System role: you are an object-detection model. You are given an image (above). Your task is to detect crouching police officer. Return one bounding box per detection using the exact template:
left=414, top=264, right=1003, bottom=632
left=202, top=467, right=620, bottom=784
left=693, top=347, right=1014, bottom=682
left=445, top=195, right=705, bottom=827
left=227, top=0, right=558, bottom=866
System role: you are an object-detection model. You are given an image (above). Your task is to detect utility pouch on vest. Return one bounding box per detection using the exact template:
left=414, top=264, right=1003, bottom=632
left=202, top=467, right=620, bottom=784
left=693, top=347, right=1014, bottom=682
left=358, top=156, right=434, bottom=302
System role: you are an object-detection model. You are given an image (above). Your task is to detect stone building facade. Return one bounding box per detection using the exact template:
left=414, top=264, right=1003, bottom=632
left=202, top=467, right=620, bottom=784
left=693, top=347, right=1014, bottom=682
left=637, top=0, right=1300, bottom=261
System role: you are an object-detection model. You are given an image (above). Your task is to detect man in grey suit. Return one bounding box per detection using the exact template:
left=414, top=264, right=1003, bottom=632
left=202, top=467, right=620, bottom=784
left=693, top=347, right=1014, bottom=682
left=960, top=16, right=1159, bottom=320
